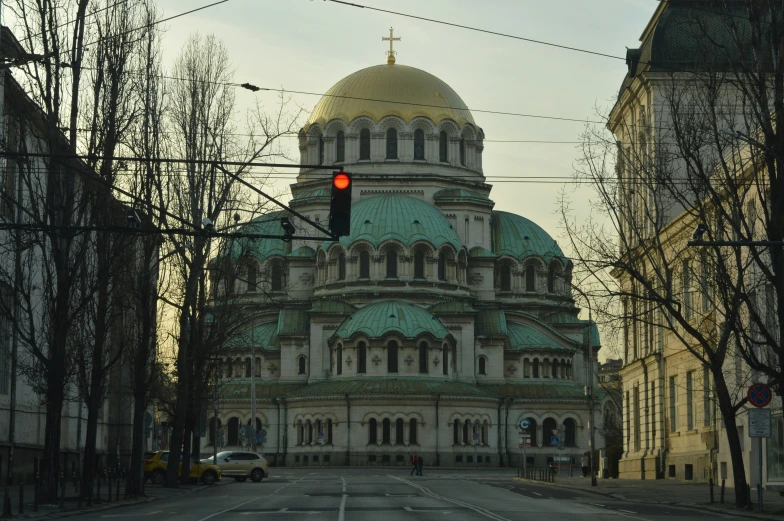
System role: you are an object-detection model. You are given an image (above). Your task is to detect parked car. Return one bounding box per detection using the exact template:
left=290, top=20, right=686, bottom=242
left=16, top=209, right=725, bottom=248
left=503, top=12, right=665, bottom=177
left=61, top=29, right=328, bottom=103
left=143, top=450, right=221, bottom=485
left=201, top=451, right=268, bottom=482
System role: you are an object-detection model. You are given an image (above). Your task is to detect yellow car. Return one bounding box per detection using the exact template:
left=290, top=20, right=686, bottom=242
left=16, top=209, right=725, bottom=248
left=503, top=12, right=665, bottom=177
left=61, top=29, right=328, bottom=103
left=143, top=451, right=221, bottom=485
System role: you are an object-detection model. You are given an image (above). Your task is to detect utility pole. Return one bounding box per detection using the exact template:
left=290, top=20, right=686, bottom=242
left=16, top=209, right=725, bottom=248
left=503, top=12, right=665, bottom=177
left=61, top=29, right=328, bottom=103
left=251, top=340, right=257, bottom=453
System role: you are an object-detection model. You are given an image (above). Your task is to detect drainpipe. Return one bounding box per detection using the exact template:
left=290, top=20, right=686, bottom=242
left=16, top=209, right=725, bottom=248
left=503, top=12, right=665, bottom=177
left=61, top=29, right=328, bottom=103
left=281, top=399, right=288, bottom=466
left=275, top=399, right=281, bottom=466
left=435, top=394, right=440, bottom=466
left=345, top=394, right=351, bottom=466
left=497, top=400, right=503, bottom=467
left=504, top=398, right=511, bottom=467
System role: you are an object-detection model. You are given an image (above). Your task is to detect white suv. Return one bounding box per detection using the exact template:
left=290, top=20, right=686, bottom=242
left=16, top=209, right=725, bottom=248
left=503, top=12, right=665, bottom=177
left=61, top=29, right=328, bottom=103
left=202, top=451, right=268, bottom=482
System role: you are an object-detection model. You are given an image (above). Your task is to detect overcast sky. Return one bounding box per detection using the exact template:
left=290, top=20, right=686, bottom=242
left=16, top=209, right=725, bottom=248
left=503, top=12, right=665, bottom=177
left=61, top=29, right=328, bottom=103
left=151, top=0, right=654, bottom=247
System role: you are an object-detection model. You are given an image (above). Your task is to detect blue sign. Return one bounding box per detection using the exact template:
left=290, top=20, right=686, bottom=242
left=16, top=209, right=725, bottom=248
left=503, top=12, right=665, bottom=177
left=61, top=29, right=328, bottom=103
left=519, top=418, right=531, bottom=430
left=550, top=436, right=559, bottom=446
left=748, top=383, right=773, bottom=408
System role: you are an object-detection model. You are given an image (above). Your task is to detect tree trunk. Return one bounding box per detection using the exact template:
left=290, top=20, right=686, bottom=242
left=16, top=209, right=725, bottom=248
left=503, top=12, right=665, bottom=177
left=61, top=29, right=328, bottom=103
left=80, top=392, right=100, bottom=502
left=39, top=372, right=65, bottom=503
left=714, top=373, right=749, bottom=507
left=180, top=405, right=194, bottom=486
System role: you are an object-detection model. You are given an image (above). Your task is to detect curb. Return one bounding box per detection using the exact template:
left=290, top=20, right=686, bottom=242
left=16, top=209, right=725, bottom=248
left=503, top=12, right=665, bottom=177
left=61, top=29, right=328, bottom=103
left=512, top=478, right=781, bottom=521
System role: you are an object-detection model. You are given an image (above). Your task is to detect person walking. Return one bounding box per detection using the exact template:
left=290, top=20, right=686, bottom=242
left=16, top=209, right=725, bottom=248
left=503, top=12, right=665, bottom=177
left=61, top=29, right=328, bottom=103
left=416, top=455, right=424, bottom=476
left=580, top=452, right=589, bottom=478
left=410, top=453, right=418, bottom=476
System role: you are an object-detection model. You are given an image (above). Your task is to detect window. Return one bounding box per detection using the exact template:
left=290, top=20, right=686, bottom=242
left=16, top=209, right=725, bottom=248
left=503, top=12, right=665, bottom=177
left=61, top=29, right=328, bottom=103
left=369, top=419, right=377, bottom=444
left=388, top=341, right=399, bottom=373
left=703, top=367, right=712, bottom=427
left=532, top=358, right=540, bottom=378
left=453, top=420, right=460, bottom=444
left=337, top=253, right=346, bottom=281
left=414, top=129, right=425, bottom=160
left=463, top=421, right=469, bottom=444
left=227, top=417, right=239, bottom=446
left=417, top=343, right=429, bottom=373
left=700, top=251, right=710, bottom=312
left=0, top=287, right=9, bottom=393
left=547, top=264, right=558, bottom=293
left=478, top=356, right=486, bottom=375
left=543, top=418, right=558, bottom=447
left=523, top=265, right=537, bottom=293
left=500, top=264, right=511, bottom=291
left=359, top=128, right=371, bottom=160
left=245, top=358, right=252, bottom=377
left=633, top=385, right=641, bottom=451
left=318, top=136, right=324, bottom=165
left=409, top=419, right=418, bottom=444
left=382, top=418, right=391, bottom=444
left=439, top=131, right=448, bottom=162
left=669, top=376, right=678, bottom=432
left=359, top=251, right=370, bottom=279
left=298, top=356, right=306, bottom=375
left=336, top=346, right=342, bottom=375
left=650, top=381, right=656, bottom=448
left=414, top=251, right=425, bottom=279
left=226, top=358, right=233, bottom=378
left=551, top=359, right=559, bottom=378
left=438, top=253, right=446, bottom=281
left=686, top=371, right=695, bottom=430
left=682, top=260, right=692, bottom=320
left=327, top=419, right=333, bottom=444
left=395, top=419, right=404, bottom=444
left=459, top=137, right=466, bottom=166
left=386, top=250, right=398, bottom=278
left=443, top=346, right=449, bottom=376
left=336, top=131, right=345, bottom=162
left=358, top=342, right=367, bottom=374
left=247, top=263, right=257, bottom=292
left=271, top=262, right=283, bottom=291
left=386, top=128, right=398, bottom=159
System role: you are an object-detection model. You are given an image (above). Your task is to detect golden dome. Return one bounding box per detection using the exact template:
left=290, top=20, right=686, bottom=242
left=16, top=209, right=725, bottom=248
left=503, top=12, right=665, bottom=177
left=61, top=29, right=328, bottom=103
left=305, top=64, right=475, bottom=129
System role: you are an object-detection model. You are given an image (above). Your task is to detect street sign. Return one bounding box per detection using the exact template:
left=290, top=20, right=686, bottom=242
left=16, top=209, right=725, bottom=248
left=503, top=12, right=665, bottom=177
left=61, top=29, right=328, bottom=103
left=748, top=383, right=773, bottom=408
left=519, top=418, right=531, bottom=431
left=550, top=436, right=559, bottom=446
left=239, top=427, right=246, bottom=436
left=472, top=432, right=479, bottom=445
left=551, top=429, right=559, bottom=437
left=318, top=432, right=325, bottom=444
left=749, top=408, right=772, bottom=437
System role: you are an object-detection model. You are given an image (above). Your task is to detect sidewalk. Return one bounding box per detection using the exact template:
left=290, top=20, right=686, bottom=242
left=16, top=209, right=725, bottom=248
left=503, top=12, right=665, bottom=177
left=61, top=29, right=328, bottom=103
left=514, top=474, right=784, bottom=520
left=0, top=479, right=232, bottom=519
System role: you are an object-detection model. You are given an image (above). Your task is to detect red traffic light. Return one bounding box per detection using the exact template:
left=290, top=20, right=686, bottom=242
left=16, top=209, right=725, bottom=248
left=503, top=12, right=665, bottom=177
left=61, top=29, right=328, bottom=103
left=333, top=172, right=350, bottom=190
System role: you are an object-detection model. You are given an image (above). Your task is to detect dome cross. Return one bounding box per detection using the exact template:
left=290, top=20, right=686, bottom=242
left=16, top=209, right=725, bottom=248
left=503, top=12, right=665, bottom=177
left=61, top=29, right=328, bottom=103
left=382, top=27, right=401, bottom=64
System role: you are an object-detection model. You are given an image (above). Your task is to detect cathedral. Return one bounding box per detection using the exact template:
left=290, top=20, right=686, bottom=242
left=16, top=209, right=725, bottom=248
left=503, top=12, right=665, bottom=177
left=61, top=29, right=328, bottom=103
left=206, top=36, right=606, bottom=467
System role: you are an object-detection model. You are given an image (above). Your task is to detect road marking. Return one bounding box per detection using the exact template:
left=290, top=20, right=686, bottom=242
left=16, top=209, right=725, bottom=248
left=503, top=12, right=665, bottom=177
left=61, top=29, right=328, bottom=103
left=619, top=510, right=638, bottom=514
left=391, top=475, right=510, bottom=521
left=342, top=476, right=346, bottom=493
left=102, top=512, right=161, bottom=518
left=337, top=493, right=347, bottom=521
left=196, top=482, right=292, bottom=521
left=532, top=492, right=542, bottom=496
left=404, top=507, right=452, bottom=513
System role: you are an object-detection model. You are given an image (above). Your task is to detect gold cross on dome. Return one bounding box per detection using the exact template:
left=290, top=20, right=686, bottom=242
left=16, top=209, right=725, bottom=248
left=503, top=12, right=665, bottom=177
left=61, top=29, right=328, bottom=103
left=382, top=27, right=401, bottom=64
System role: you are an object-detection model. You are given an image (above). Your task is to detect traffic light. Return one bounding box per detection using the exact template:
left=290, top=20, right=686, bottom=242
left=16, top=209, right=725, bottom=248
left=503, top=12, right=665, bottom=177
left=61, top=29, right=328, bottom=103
left=329, top=170, right=352, bottom=237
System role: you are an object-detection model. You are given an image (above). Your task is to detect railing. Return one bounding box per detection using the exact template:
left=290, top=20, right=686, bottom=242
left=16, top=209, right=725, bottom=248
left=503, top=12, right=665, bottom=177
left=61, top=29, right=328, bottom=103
left=517, top=466, right=557, bottom=482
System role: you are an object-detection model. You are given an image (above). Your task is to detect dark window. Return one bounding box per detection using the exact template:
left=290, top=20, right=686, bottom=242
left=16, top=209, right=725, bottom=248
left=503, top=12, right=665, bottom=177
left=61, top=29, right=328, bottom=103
left=459, top=137, right=466, bottom=166
left=419, top=343, right=428, bottom=374
left=533, top=358, right=540, bottom=378
left=438, top=252, right=446, bottom=281
left=338, top=253, right=346, bottom=281
left=358, top=342, right=367, bottom=373
left=369, top=419, right=377, bottom=444
left=453, top=420, right=460, bottom=444
left=336, top=346, right=342, bottom=375
left=388, top=341, right=398, bottom=373
left=478, top=357, right=486, bottom=375
left=548, top=264, right=558, bottom=293
left=463, top=421, right=469, bottom=443
left=298, top=356, right=306, bottom=375
left=564, top=418, right=576, bottom=447
left=414, top=251, right=425, bottom=279
left=409, top=419, right=418, bottom=444
left=414, top=129, right=425, bottom=160
left=500, top=264, right=511, bottom=291
left=327, top=419, right=333, bottom=444
left=359, top=251, right=370, bottom=279
left=227, top=358, right=233, bottom=378
left=525, top=265, right=535, bottom=292
left=552, top=359, right=559, bottom=378
left=543, top=418, right=558, bottom=447
left=386, top=128, right=398, bottom=159
left=395, top=419, right=404, bottom=444
left=271, top=262, right=283, bottom=291
left=360, top=129, right=371, bottom=160
left=442, top=346, right=449, bottom=375
left=525, top=418, right=538, bottom=447
left=439, top=131, right=448, bottom=162
left=228, top=417, right=239, bottom=446
left=336, top=131, right=345, bottom=162
left=386, top=250, right=398, bottom=278
left=247, top=263, right=257, bottom=292
left=318, top=136, right=324, bottom=165
left=382, top=418, right=391, bottom=444
left=245, top=358, right=251, bottom=377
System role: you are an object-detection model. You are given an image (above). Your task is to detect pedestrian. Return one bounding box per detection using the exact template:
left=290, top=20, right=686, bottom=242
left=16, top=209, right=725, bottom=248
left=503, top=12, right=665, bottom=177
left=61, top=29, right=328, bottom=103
left=410, top=453, right=418, bottom=476
left=417, top=455, right=424, bottom=476
left=580, top=452, right=589, bottom=478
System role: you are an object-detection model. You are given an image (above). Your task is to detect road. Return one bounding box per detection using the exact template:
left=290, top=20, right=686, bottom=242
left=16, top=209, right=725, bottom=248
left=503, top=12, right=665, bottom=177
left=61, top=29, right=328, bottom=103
left=73, top=469, right=751, bottom=521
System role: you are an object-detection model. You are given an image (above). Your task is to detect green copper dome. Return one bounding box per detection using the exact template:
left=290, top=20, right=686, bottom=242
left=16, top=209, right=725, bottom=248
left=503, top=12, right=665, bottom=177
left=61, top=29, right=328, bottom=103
left=329, top=194, right=463, bottom=250
left=222, top=211, right=290, bottom=263
left=491, top=210, right=566, bottom=262
left=506, top=322, right=575, bottom=352
left=333, top=300, right=452, bottom=341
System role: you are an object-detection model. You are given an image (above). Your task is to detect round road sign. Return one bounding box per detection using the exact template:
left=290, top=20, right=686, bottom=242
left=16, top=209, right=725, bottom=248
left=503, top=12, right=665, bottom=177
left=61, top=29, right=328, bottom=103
left=748, top=383, right=773, bottom=408
left=519, top=418, right=531, bottom=430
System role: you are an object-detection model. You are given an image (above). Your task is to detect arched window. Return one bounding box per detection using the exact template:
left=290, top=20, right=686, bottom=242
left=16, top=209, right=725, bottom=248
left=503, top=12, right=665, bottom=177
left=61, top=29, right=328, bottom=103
left=247, top=263, right=257, bottom=292
left=463, top=420, right=469, bottom=444
left=336, top=345, right=342, bottom=375
left=414, top=128, right=425, bottom=160
left=526, top=418, right=538, bottom=447
left=386, top=128, right=398, bottom=159
left=318, top=135, right=325, bottom=165
left=478, top=356, right=487, bottom=375
left=226, top=358, right=233, bottom=378
left=438, top=252, right=446, bottom=281
left=271, top=262, right=283, bottom=291
left=357, top=342, right=367, bottom=374
left=439, top=131, right=448, bottom=162
left=359, top=128, right=371, bottom=160
left=227, top=417, right=239, bottom=446
left=548, top=264, right=559, bottom=293
left=382, top=418, right=391, bottom=444
left=419, top=342, right=428, bottom=374
left=254, top=417, right=262, bottom=434
left=388, top=341, right=399, bottom=373
left=307, top=421, right=313, bottom=444
left=482, top=422, right=488, bottom=445
left=337, top=253, right=346, bottom=281
left=459, top=137, right=466, bottom=166
left=369, top=418, right=377, bottom=444
left=533, top=358, right=540, bottom=378
left=523, top=359, right=531, bottom=378
left=453, top=420, right=460, bottom=444
left=395, top=418, right=404, bottom=444
left=245, top=358, right=252, bottom=377
left=564, top=418, right=576, bottom=447
left=543, top=418, right=558, bottom=447
left=298, top=356, right=306, bottom=375
left=336, top=131, right=345, bottom=162
left=414, top=251, right=425, bottom=279
left=359, top=251, right=370, bottom=279
left=297, top=421, right=303, bottom=445
left=326, top=419, right=333, bottom=444
left=410, top=419, right=418, bottom=444
left=500, top=264, right=511, bottom=291
left=525, top=265, right=535, bottom=292
left=442, top=346, right=449, bottom=375
left=552, top=359, right=559, bottom=378
left=386, top=250, right=398, bottom=278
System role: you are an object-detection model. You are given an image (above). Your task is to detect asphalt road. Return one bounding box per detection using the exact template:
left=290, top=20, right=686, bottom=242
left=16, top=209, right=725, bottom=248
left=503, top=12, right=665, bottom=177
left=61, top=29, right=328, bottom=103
left=71, top=469, right=752, bottom=521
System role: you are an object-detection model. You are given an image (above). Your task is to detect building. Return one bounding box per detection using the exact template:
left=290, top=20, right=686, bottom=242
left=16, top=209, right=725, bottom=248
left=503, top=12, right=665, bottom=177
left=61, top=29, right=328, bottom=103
left=205, top=40, right=610, bottom=467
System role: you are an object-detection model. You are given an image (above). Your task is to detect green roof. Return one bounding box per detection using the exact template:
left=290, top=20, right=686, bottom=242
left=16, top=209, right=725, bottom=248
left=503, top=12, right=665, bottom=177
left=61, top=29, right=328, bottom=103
left=480, top=383, right=587, bottom=400
left=325, top=194, right=463, bottom=250
left=469, top=246, right=498, bottom=258
left=222, top=211, right=290, bottom=263
left=507, top=322, right=575, bottom=352
left=583, top=320, right=601, bottom=348
left=287, top=246, right=315, bottom=258
left=333, top=300, right=452, bottom=341
left=278, top=309, right=308, bottom=336
left=285, top=379, right=498, bottom=399
left=290, top=187, right=331, bottom=205
left=309, top=300, right=357, bottom=314
left=433, top=188, right=493, bottom=205
left=223, top=382, right=304, bottom=399
left=491, top=210, right=566, bottom=262
left=476, top=310, right=507, bottom=337
left=224, top=321, right=279, bottom=351
left=428, top=301, right=476, bottom=314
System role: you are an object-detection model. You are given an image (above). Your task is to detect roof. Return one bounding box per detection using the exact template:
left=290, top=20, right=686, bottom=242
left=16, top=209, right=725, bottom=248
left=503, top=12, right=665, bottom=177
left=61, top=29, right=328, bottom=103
left=491, top=210, right=567, bottom=263
left=428, top=301, right=476, bottom=314
left=305, top=64, right=475, bottom=129
left=309, top=300, right=357, bottom=314
left=223, top=321, right=279, bottom=351
left=433, top=188, right=493, bottom=206
left=221, top=212, right=289, bottom=263
left=223, top=382, right=305, bottom=399
left=506, top=322, right=575, bottom=352
left=333, top=300, right=452, bottom=341
left=326, top=194, right=463, bottom=250
left=481, top=383, right=588, bottom=400
left=476, top=310, right=507, bottom=337
left=285, top=379, right=498, bottom=399
left=469, top=246, right=497, bottom=259
left=287, top=246, right=316, bottom=258
left=290, top=187, right=331, bottom=206
left=277, top=309, right=308, bottom=337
